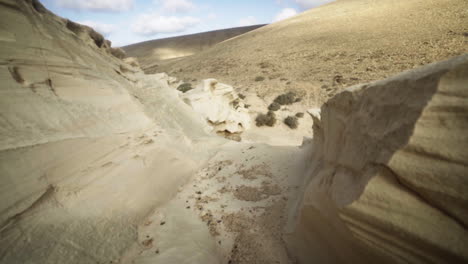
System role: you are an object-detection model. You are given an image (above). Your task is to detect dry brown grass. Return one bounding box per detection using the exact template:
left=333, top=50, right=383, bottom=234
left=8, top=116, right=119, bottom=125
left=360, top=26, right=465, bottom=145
left=138, top=0, right=467, bottom=107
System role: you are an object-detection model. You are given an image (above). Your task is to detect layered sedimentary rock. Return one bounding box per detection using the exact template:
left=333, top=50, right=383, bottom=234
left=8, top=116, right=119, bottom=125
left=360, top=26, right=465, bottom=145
left=0, top=0, right=145, bottom=150
left=288, top=54, right=468, bottom=263
left=0, top=1, right=211, bottom=263
left=181, top=79, right=251, bottom=133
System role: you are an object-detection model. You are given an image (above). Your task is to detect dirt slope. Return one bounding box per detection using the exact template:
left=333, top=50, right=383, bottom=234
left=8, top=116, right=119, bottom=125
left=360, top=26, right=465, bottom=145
left=147, top=0, right=467, bottom=106
left=123, top=25, right=265, bottom=70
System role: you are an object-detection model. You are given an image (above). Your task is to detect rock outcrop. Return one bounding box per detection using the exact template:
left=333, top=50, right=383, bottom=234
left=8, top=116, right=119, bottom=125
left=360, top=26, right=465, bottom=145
left=0, top=1, right=212, bottom=263
left=287, top=54, right=468, bottom=263
left=181, top=79, right=251, bottom=133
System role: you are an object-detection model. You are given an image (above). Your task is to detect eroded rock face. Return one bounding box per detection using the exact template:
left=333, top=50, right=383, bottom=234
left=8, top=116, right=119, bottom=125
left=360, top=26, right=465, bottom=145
left=181, top=79, right=251, bottom=133
left=287, top=54, right=468, bottom=263
left=0, top=2, right=209, bottom=263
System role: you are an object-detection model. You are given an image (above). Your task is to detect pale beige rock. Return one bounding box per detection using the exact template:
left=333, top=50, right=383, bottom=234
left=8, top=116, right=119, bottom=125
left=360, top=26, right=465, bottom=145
left=0, top=2, right=214, bottom=264
left=181, top=79, right=251, bottom=133
left=287, top=54, right=468, bottom=263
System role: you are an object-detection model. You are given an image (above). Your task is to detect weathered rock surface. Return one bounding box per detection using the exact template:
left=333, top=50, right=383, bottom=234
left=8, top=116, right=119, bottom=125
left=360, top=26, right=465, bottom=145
left=0, top=0, right=146, bottom=150
left=287, top=54, right=468, bottom=263
left=181, top=79, right=251, bottom=133
left=0, top=1, right=213, bottom=263
left=2, top=1, right=467, bottom=264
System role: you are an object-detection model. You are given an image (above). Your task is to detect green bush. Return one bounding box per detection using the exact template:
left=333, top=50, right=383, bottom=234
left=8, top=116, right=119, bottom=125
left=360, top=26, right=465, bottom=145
left=255, top=111, right=276, bottom=127
left=255, top=76, right=265, bottom=82
left=177, top=83, right=193, bottom=93
left=284, top=116, right=299, bottom=129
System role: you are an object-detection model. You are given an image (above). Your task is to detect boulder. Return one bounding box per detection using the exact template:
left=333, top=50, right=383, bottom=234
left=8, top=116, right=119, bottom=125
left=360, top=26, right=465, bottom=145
left=181, top=79, right=251, bottom=133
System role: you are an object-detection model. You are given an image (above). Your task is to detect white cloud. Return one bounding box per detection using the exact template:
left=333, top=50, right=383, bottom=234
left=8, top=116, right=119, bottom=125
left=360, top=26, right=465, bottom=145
left=156, top=0, right=195, bottom=13
left=78, top=21, right=116, bottom=36
left=207, top=13, right=217, bottom=20
left=55, top=0, right=133, bottom=12
left=132, top=14, right=200, bottom=36
left=274, top=8, right=297, bottom=22
left=294, top=0, right=335, bottom=9
left=238, top=16, right=258, bottom=27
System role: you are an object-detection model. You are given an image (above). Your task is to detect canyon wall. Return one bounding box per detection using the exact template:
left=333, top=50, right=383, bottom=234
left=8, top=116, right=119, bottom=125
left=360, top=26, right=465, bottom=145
left=0, top=1, right=211, bottom=263
left=287, top=54, right=468, bottom=263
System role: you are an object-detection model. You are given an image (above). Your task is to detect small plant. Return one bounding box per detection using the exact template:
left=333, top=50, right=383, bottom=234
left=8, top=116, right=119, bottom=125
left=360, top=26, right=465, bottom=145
left=238, top=93, right=246, bottom=99
left=232, top=98, right=240, bottom=109
left=295, top=112, right=304, bottom=118
left=255, top=111, right=276, bottom=127
left=274, top=91, right=297, bottom=105
left=255, top=76, right=265, bottom=82
left=284, top=116, right=299, bottom=129
left=268, top=102, right=281, bottom=111
left=177, top=83, right=193, bottom=93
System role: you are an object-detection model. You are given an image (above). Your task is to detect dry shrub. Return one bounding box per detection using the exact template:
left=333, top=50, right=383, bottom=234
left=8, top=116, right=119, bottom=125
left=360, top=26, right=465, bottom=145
left=177, top=83, right=193, bottom=93
left=268, top=102, right=281, bottom=111
left=255, top=111, right=276, bottom=127
left=284, top=116, right=299, bottom=129
left=274, top=91, right=297, bottom=105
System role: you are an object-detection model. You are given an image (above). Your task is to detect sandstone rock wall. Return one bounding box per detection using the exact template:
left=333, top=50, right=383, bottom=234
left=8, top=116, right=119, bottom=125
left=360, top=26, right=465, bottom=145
left=287, top=54, right=468, bottom=263
left=0, top=0, right=147, bottom=150
left=0, top=2, right=211, bottom=263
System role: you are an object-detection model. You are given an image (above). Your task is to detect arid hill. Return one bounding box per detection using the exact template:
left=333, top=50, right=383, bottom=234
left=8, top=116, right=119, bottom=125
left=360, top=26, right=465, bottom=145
left=142, top=0, right=467, bottom=106
left=123, top=25, right=265, bottom=70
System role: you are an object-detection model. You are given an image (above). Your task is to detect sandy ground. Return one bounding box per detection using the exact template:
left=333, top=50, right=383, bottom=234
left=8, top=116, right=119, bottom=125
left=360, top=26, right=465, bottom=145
left=119, top=140, right=313, bottom=264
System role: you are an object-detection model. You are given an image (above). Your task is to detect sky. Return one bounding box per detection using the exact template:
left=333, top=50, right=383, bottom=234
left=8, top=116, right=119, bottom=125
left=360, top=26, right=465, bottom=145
left=41, top=0, right=335, bottom=47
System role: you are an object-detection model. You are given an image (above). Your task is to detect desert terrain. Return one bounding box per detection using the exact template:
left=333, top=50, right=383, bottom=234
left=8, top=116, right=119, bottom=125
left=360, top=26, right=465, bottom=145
left=0, top=0, right=467, bottom=264
left=136, top=0, right=467, bottom=106
left=123, top=25, right=265, bottom=71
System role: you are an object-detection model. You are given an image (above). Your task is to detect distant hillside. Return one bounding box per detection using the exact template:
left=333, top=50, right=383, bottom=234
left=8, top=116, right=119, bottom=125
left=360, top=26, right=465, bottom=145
left=146, top=0, right=467, bottom=106
left=122, top=25, right=265, bottom=69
